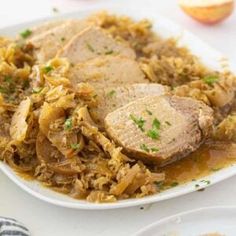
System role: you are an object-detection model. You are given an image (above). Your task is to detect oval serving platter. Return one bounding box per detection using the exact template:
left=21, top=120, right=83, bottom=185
left=133, top=206, right=236, bottom=236
left=0, top=3, right=236, bottom=210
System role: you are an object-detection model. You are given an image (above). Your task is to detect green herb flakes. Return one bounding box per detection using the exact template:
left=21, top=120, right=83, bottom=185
left=146, top=129, right=159, bottom=140
left=107, top=90, right=116, bottom=97
left=150, top=147, right=159, bottom=152
left=43, top=66, right=53, bottom=73
left=105, top=50, right=114, bottom=55
left=146, top=118, right=161, bottom=140
left=130, top=114, right=145, bottom=132
left=211, top=167, right=222, bottom=172
left=86, top=43, right=95, bottom=52
left=165, top=121, right=171, bottom=126
left=202, top=75, right=219, bottom=85
left=170, top=182, right=179, bottom=187
left=64, top=118, right=72, bottom=130
left=155, top=181, right=164, bottom=189
left=20, top=29, right=32, bottom=39
left=145, top=109, right=152, bottom=115
left=152, top=118, right=161, bottom=129
left=140, top=144, right=159, bottom=153
left=140, top=144, right=150, bottom=153
left=70, top=143, right=79, bottom=150
left=200, top=180, right=210, bottom=185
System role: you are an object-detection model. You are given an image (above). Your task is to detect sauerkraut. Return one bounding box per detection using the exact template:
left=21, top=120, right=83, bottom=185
left=0, top=12, right=235, bottom=203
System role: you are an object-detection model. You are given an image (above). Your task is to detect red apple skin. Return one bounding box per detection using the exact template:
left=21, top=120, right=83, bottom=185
left=179, top=1, right=234, bottom=25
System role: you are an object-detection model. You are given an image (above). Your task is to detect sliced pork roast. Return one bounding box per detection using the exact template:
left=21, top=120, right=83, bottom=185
left=28, top=20, right=92, bottom=62
left=90, top=83, right=169, bottom=127
left=57, top=26, right=135, bottom=64
left=22, top=20, right=68, bottom=40
left=68, top=55, right=146, bottom=88
left=105, top=95, right=213, bottom=166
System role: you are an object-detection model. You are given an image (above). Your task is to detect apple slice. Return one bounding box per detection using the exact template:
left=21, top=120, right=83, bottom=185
left=178, top=0, right=234, bottom=24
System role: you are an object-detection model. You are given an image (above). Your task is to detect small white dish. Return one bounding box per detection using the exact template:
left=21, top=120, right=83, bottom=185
left=0, top=3, right=236, bottom=210
left=133, top=206, right=236, bottom=236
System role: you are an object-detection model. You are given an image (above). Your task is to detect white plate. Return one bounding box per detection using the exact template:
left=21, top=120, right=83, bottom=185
left=0, top=3, right=236, bottom=210
left=133, top=206, right=236, bottom=236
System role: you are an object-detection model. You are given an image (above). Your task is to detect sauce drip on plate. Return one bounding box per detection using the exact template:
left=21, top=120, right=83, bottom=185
left=162, top=141, right=236, bottom=186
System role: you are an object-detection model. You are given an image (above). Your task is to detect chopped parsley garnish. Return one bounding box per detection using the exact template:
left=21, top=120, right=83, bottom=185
left=70, top=143, right=79, bottom=150
left=202, top=75, right=219, bottom=85
left=155, top=181, right=164, bottom=189
left=211, top=167, right=222, bottom=172
left=20, top=29, right=32, bottom=39
left=64, top=118, right=72, bottom=130
left=140, top=144, right=159, bottom=153
left=170, top=182, right=179, bottom=187
left=140, top=144, right=150, bottom=153
left=194, top=180, right=210, bottom=189
left=146, top=129, right=159, bottom=140
left=4, top=76, right=12, bottom=83
left=165, top=121, right=171, bottom=126
left=86, top=43, right=95, bottom=52
left=145, top=109, right=152, bottom=115
left=61, top=37, right=65, bottom=42
left=146, top=118, right=161, bottom=140
left=105, top=50, right=114, bottom=55
left=107, top=90, right=116, bottom=97
left=43, top=66, right=53, bottom=73
left=32, top=87, right=43, bottom=94
left=152, top=118, right=161, bottom=129
left=130, top=114, right=145, bottom=132
left=201, top=180, right=211, bottom=185
left=150, top=147, right=159, bottom=152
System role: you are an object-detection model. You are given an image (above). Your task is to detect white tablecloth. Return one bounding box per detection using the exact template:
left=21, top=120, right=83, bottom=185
left=0, top=1, right=236, bottom=235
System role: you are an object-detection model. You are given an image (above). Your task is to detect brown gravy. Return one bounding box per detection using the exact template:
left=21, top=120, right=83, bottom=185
left=161, top=141, right=236, bottom=186
left=16, top=141, right=236, bottom=191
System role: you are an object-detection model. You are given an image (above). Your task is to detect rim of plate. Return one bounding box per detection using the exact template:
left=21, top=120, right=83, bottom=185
left=133, top=205, right=236, bottom=235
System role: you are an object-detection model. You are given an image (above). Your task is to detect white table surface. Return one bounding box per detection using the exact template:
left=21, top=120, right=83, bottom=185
left=1, top=1, right=236, bottom=235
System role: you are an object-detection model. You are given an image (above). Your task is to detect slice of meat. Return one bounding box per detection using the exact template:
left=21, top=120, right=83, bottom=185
left=68, top=55, right=146, bottom=88
left=105, top=95, right=213, bottom=166
left=28, top=20, right=92, bottom=62
left=23, top=20, right=68, bottom=40
left=57, top=26, right=135, bottom=64
left=90, top=83, right=169, bottom=127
